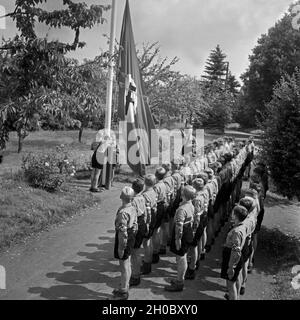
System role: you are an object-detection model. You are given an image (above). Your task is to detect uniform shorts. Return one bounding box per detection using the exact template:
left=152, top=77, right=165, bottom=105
left=114, top=228, right=136, bottom=260
left=254, top=209, right=265, bottom=233
left=134, top=216, right=148, bottom=249
left=191, top=213, right=208, bottom=246
left=221, top=247, right=243, bottom=282
left=170, top=226, right=194, bottom=257
left=241, top=237, right=253, bottom=262
left=91, top=152, right=103, bottom=170
left=154, top=202, right=167, bottom=229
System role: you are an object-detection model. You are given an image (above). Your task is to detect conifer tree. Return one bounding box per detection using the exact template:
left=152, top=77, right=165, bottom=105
left=203, top=45, right=227, bottom=82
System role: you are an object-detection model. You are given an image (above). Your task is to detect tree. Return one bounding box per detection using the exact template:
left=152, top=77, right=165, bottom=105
left=226, top=72, right=241, bottom=96
left=261, top=69, right=300, bottom=200
left=238, top=2, right=300, bottom=127
left=136, top=44, right=211, bottom=127
left=136, top=42, right=183, bottom=124
left=0, top=0, right=110, bottom=152
left=201, top=80, right=234, bottom=130
left=202, top=45, right=227, bottom=82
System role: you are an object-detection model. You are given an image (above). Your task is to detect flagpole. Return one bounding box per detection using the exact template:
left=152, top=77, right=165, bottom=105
left=104, top=0, right=117, bottom=136
left=102, top=0, right=117, bottom=190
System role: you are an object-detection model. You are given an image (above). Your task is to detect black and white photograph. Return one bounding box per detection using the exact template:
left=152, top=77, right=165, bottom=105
left=0, top=0, right=299, bottom=306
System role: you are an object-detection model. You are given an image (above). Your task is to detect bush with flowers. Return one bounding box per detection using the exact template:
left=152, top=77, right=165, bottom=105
left=22, top=144, right=76, bottom=192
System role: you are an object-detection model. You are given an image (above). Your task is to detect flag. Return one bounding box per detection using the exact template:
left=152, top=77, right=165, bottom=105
left=118, top=0, right=156, bottom=176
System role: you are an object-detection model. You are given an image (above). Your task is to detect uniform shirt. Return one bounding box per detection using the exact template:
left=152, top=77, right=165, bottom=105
left=204, top=181, right=215, bottom=201
left=143, top=189, right=157, bottom=210
left=174, top=200, right=195, bottom=240
left=154, top=181, right=168, bottom=203
left=142, top=189, right=158, bottom=226
left=132, top=194, right=147, bottom=218
left=164, top=175, right=176, bottom=200
left=193, top=190, right=209, bottom=213
left=115, top=203, right=138, bottom=250
left=243, top=209, right=257, bottom=236
left=172, top=171, right=184, bottom=191
left=224, top=223, right=247, bottom=270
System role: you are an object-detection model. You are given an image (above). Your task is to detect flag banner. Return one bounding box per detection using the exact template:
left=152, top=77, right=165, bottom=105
left=118, top=0, right=157, bottom=176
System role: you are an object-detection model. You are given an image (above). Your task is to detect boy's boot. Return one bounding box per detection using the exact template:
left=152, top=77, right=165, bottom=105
left=141, top=262, right=152, bottom=275
left=164, top=280, right=184, bottom=292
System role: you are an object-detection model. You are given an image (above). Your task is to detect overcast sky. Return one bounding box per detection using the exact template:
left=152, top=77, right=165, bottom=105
left=0, top=0, right=297, bottom=81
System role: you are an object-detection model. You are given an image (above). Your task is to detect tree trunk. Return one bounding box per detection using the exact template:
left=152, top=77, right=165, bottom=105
left=17, top=131, right=24, bottom=153
left=78, top=127, right=83, bottom=143
left=190, top=112, right=193, bottom=125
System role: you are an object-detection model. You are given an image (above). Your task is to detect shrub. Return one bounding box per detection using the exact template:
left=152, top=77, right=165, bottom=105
left=22, top=144, right=76, bottom=192
left=261, top=69, right=300, bottom=200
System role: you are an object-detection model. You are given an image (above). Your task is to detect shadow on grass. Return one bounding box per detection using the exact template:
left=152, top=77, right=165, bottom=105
left=256, top=226, right=300, bottom=275
left=254, top=226, right=300, bottom=300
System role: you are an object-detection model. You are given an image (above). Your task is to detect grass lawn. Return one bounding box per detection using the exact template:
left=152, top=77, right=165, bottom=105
left=0, top=129, right=101, bottom=252
left=0, top=171, right=101, bottom=252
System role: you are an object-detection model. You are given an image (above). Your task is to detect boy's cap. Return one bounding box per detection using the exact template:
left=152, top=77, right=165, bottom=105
left=205, top=168, right=214, bottom=176
left=162, top=162, right=171, bottom=172
left=233, top=205, right=249, bottom=221
left=120, top=187, right=135, bottom=201
left=239, top=197, right=254, bottom=212
left=182, top=185, right=196, bottom=201
left=243, top=188, right=258, bottom=198
left=197, top=172, right=209, bottom=184
left=193, top=178, right=205, bottom=190
left=155, top=167, right=167, bottom=180
left=144, top=174, right=156, bottom=187
left=250, top=182, right=262, bottom=193
left=132, top=178, right=144, bottom=194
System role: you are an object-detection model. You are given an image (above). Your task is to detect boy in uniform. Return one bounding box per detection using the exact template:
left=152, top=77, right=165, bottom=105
left=221, top=205, right=248, bottom=300
left=238, top=197, right=257, bottom=295
left=130, top=179, right=147, bottom=287
left=141, top=174, right=157, bottom=275
left=113, top=187, right=137, bottom=300
left=169, top=158, right=185, bottom=244
left=165, top=185, right=196, bottom=292
left=185, top=178, right=209, bottom=279
left=161, top=162, right=176, bottom=254
left=152, top=167, right=168, bottom=264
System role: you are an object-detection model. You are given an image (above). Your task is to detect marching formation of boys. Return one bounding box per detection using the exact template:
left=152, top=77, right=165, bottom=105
left=113, top=136, right=268, bottom=300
